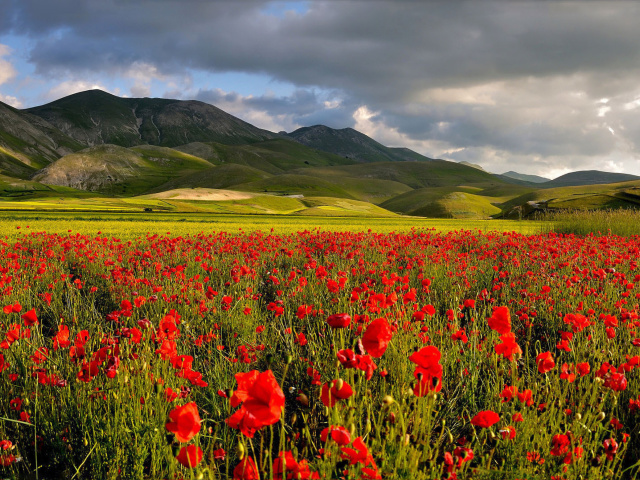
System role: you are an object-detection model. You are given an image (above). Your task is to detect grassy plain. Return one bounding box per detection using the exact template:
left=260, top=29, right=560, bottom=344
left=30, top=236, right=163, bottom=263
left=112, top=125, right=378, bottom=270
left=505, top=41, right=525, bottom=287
left=0, top=211, right=545, bottom=240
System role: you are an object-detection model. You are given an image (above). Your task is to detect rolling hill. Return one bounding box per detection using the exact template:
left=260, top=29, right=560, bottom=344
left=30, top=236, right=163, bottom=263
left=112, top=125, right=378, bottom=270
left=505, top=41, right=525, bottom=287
left=501, top=171, right=550, bottom=183
left=26, top=89, right=279, bottom=148
left=287, top=125, right=435, bottom=163
left=0, top=89, right=638, bottom=218
left=538, top=170, right=640, bottom=188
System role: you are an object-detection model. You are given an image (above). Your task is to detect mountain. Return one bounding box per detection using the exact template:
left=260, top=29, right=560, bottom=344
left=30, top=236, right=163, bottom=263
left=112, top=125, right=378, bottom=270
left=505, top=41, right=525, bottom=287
left=540, top=170, right=640, bottom=188
left=0, top=100, right=84, bottom=177
left=26, top=89, right=278, bottom=148
left=286, top=125, right=434, bottom=163
left=460, top=161, right=486, bottom=171
left=502, top=171, right=550, bottom=183
left=33, top=144, right=211, bottom=194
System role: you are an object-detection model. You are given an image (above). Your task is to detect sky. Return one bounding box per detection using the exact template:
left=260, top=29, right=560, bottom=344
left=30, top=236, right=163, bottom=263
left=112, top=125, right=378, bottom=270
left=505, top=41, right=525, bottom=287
left=1, top=1, right=640, bottom=178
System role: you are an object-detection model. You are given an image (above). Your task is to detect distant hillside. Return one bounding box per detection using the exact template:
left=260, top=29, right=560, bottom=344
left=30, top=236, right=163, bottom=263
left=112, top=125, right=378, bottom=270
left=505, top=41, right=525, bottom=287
left=0, top=100, right=84, bottom=177
left=287, top=125, right=434, bottom=163
left=460, top=161, right=486, bottom=171
left=33, top=144, right=211, bottom=194
left=25, top=89, right=278, bottom=148
left=502, top=171, right=550, bottom=183
left=540, top=170, right=640, bottom=188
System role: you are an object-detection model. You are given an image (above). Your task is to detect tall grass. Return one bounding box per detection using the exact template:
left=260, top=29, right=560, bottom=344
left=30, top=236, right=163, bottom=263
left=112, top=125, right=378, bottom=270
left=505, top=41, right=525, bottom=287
left=547, top=208, right=640, bottom=236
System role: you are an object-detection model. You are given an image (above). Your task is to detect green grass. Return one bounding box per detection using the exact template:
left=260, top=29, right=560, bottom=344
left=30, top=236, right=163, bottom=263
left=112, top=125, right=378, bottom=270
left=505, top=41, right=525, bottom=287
left=546, top=208, right=640, bottom=236
left=500, top=179, right=640, bottom=214
left=33, top=144, right=212, bottom=195
left=0, top=211, right=546, bottom=240
left=230, top=174, right=359, bottom=199
left=294, top=160, right=506, bottom=190
left=149, top=164, right=273, bottom=192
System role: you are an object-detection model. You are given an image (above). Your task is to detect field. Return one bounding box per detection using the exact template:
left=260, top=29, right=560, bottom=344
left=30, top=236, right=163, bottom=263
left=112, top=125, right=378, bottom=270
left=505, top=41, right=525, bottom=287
left=0, top=213, right=638, bottom=479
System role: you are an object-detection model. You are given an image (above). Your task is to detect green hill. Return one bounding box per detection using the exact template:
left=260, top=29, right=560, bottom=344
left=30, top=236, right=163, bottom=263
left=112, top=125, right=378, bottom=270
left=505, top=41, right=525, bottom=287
left=289, top=160, right=504, bottom=190
left=540, top=170, right=640, bottom=188
left=501, top=180, right=640, bottom=217
left=26, top=89, right=278, bottom=148
left=287, top=125, right=435, bottom=163
left=33, top=144, right=211, bottom=195
left=0, top=100, right=84, bottom=176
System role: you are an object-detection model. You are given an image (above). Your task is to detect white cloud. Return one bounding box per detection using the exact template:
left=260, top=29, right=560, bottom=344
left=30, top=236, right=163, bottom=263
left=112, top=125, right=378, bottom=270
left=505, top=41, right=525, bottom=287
left=0, top=93, right=22, bottom=108
left=43, top=80, right=114, bottom=102
left=0, top=44, right=17, bottom=86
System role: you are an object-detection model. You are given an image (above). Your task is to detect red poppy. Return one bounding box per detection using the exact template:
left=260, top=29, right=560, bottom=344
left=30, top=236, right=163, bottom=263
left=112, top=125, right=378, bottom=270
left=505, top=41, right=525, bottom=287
left=272, top=451, right=313, bottom=479
left=176, top=444, right=203, bottom=468
left=321, top=425, right=351, bottom=445
left=327, top=313, right=351, bottom=328
left=226, top=370, right=285, bottom=438
left=361, top=318, right=394, bottom=357
left=321, top=379, right=354, bottom=407
left=536, top=351, right=555, bottom=374
left=166, top=402, right=202, bottom=443
left=21, top=309, right=38, bottom=327
left=470, top=410, right=500, bottom=428
left=494, top=332, right=522, bottom=360
left=233, top=456, right=259, bottom=480
left=487, top=306, right=511, bottom=334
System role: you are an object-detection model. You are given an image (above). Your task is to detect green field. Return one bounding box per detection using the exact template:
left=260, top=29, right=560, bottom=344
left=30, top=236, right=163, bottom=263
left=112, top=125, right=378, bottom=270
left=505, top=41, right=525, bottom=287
left=0, top=211, right=546, bottom=239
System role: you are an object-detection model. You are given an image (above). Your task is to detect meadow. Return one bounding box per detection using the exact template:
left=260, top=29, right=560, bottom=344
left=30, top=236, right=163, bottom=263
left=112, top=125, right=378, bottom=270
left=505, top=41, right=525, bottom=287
left=0, top=212, right=638, bottom=479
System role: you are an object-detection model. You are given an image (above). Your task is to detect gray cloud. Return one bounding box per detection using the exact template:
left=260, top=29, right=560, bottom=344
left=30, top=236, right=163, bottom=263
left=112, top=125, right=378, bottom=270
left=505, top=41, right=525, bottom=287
left=4, top=0, right=640, bottom=175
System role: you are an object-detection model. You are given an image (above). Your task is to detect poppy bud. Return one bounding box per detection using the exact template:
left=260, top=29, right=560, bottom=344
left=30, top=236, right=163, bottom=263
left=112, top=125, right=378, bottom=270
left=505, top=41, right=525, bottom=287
left=335, top=378, right=344, bottom=391
left=575, top=413, right=582, bottom=421
left=285, top=353, right=293, bottom=364
left=365, top=419, right=372, bottom=435
left=296, top=393, right=309, bottom=407
left=291, top=413, right=297, bottom=425
left=382, top=395, right=395, bottom=406
left=349, top=423, right=356, bottom=437
left=597, top=411, right=606, bottom=421
left=237, top=442, right=245, bottom=460
left=83, top=438, right=88, bottom=447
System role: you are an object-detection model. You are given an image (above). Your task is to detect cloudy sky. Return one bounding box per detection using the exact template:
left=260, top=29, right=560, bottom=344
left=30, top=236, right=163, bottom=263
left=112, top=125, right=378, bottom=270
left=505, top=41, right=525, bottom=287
left=1, top=1, right=640, bottom=178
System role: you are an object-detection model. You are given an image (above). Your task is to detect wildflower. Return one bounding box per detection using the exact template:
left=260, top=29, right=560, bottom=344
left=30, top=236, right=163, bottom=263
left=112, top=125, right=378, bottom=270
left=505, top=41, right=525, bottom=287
left=226, top=370, right=285, bottom=438
left=471, top=410, right=500, bottom=428
left=327, top=313, right=351, bottom=328
left=361, top=318, right=394, bottom=358
left=176, top=444, right=203, bottom=468
left=166, top=402, right=201, bottom=443
left=488, top=306, right=511, bottom=334
left=536, top=351, right=555, bottom=374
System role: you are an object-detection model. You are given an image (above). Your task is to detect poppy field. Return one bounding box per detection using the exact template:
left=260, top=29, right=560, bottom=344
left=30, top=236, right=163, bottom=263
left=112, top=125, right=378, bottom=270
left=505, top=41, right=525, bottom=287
left=0, top=224, right=639, bottom=479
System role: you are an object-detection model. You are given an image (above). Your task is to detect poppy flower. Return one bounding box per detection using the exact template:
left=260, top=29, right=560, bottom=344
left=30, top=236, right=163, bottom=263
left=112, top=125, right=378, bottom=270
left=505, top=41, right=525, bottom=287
left=321, top=379, right=354, bottom=407
left=176, top=444, right=203, bottom=468
left=494, top=332, right=522, bottom=360
left=233, top=456, right=259, bottom=480
left=321, top=425, right=351, bottom=445
left=166, top=402, right=202, bottom=443
left=536, top=351, right=555, bottom=374
left=21, top=309, right=38, bottom=327
left=226, top=370, right=285, bottom=438
left=604, top=438, right=619, bottom=461
left=550, top=433, right=571, bottom=461
left=470, top=410, right=500, bottom=428
left=361, top=318, right=394, bottom=357
left=487, top=306, right=511, bottom=334
left=272, top=451, right=313, bottom=479
left=327, top=313, right=351, bottom=328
